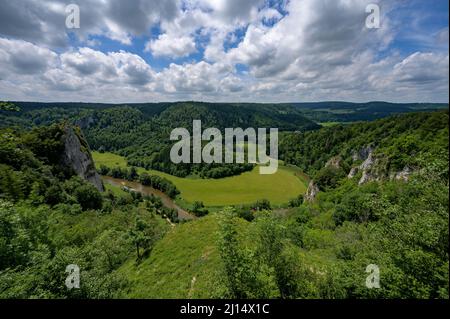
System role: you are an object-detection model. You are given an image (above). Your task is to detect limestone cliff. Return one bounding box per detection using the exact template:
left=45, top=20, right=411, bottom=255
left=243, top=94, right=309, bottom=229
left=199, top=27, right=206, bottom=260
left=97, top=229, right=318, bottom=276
left=61, top=125, right=104, bottom=192
left=325, top=156, right=342, bottom=169
left=346, top=146, right=414, bottom=185
left=351, top=146, right=374, bottom=162
left=304, top=180, right=319, bottom=202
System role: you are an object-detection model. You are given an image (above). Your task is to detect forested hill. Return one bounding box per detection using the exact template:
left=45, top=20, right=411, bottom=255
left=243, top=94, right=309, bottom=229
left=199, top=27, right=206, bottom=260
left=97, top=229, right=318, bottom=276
left=280, top=110, right=449, bottom=190
left=0, top=102, right=319, bottom=178
left=4, top=100, right=447, bottom=126
left=0, top=123, right=105, bottom=208
left=0, top=101, right=319, bottom=130
left=292, top=101, right=448, bottom=122
left=0, top=123, right=176, bottom=298
left=1, top=101, right=448, bottom=179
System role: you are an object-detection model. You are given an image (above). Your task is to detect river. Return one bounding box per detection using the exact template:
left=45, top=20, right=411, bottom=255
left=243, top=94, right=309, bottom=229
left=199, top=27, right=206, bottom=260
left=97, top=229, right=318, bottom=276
left=101, top=176, right=194, bottom=220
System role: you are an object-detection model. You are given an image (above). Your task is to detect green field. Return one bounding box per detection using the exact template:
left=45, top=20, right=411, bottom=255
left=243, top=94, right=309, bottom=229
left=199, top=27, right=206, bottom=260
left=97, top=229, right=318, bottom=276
left=93, top=151, right=128, bottom=167
left=93, top=152, right=308, bottom=206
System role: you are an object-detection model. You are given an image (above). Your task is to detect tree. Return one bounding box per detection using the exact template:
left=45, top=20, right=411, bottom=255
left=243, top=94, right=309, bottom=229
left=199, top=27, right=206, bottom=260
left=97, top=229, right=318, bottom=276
left=44, top=185, right=65, bottom=206
left=163, top=208, right=179, bottom=223
left=254, top=215, right=318, bottom=298
left=252, top=199, right=271, bottom=211
left=139, top=172, right=152, bottom=185
left=217, top=208, right=267, bottom=298
left=314, top=166, right=346, bottom=191
left=98, top=165, right=110, bottom=176
left=288, top=194, right=304, bottom=208
left=74, top=184, right=103, bottom=211
left=127, top=167, right=138, bottom=181
left=129, top=217, right=154, bottom=259
left=192, top=201, right=209, bottom=217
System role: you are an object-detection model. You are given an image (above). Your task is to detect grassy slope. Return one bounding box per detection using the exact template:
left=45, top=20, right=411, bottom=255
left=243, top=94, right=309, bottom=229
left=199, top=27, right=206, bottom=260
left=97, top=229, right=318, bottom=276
left=93, top=152, right=308, bottom=206
left=116, top=211, right=334, bottom=299
left=118, top=214, right=231, bottom=298
left=116, top=209, right=334, bottom=299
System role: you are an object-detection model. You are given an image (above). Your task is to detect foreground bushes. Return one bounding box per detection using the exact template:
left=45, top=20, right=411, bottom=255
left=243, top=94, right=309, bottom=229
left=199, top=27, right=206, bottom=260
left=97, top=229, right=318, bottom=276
left=214, top=160, right=449, bottom=299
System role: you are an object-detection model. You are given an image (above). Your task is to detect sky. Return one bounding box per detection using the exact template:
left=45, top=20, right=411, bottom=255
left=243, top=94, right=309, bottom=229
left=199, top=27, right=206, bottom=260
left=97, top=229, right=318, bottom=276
left=0, top=0, right=448, bottom=103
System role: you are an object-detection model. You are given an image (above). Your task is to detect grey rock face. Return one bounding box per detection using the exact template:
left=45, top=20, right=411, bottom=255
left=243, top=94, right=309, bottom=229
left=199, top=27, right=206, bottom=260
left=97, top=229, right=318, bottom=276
left=304, top=180, right=319, bottom=202
left=75, top=116, right=96, bottom=130
left=61, top=126, right=104, bottom=192
left=349, top=145, right=415, bottom=185
left=325, top=156, right=342, bottom=169
left=352, top=146, right=374, bottom=162
left=348, top=146, right=380, bottom=185
left=359, top=170, right=375, bottom=185
left=348, top=167, right=359, bottom=178
left=358, top=150, right=378, bottom=185
left=348, top=145, right=375, bottom=182
left=391, top=166, right=412, bottom=182
left=359, top=151, right=375, bottom=170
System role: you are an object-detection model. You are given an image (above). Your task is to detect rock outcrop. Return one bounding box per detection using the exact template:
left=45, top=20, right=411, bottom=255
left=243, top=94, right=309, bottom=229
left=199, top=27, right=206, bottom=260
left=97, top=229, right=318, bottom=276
left=347, top=146, right=381, bottom=185
left=357, top=149, right=387, bottom=185
left=391, top=166, right=412, bottom=182
left=348, top=146, right=414, bottom=185
left=61, top=126, right=104, bottom=192
left=347, top=167, right=359, bottom=179
left=304, top=180, right=319, bottom=202
left=325, top=156, right=342, bottom=169
left=351, top=146, right=373, bottom=162
left=75, top=116, right=96, bottom=130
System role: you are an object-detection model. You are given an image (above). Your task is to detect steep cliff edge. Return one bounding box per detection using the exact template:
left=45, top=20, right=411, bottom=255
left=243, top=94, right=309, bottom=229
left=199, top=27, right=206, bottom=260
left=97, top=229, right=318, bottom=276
left=346, top=146, right=413, bottom=185
left=304, top=180, right=319, bottom=202
left=61, top=125, right=104, bottom=192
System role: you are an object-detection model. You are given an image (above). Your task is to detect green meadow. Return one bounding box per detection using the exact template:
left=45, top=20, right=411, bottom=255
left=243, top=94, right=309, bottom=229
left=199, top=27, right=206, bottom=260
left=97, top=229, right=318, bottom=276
left=93, top=152, right=308, bottom=206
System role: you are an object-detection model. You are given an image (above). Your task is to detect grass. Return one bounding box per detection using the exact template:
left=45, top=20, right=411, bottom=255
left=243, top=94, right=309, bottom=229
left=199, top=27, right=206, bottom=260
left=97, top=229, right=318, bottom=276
left=117, top=214, right=228, bottom=298
left=93, top=151, right=128, bottom=167
left=116, top=208, right=333, bottom=299
left=104, top=182, right=128, bottom=197
left=93, top=152, right=308, bottom=207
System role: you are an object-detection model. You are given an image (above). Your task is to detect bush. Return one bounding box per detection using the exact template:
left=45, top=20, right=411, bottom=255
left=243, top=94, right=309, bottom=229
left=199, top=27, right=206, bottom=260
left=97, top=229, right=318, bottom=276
left=191, top=201, right=209, bottom=217
left=74, top=184, right=103, bottom=211
left=236, top=209, right=255, bottom=222
left=314, top=167, right=346, bottom=191
left=98, top=165, right=110, bottom=176
left=252, top=199, right=271, bottom=211
left=288, top=195, right=304, bottom=208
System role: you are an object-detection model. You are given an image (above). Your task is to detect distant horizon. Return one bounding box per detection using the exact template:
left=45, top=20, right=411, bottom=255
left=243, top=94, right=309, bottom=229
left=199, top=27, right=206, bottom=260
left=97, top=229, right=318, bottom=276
left=5, top=100, right=449, bottom=106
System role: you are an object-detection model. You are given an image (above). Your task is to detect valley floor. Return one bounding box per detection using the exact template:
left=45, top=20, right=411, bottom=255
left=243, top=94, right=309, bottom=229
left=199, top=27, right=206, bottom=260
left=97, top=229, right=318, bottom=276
left=92, top=152, right=308, bottom=207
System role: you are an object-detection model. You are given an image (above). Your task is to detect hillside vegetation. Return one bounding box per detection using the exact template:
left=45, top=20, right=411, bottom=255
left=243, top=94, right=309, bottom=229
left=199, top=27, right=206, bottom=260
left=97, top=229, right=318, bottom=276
left=280, top=110, right=449, bottom=177
left=119, top=110, right=448, bottom=299
left=294, top=101, right=448, bottom=123
left=0, top=109, right=448, bottom=299
left=119, top=214, right=224, bottom=298
left=0, top=124, right=172, bottom=298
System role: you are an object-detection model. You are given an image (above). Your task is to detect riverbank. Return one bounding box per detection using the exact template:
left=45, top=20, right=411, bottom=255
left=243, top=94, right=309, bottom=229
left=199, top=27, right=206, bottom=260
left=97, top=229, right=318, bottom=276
left=102, top=176, right=195, bottom=220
